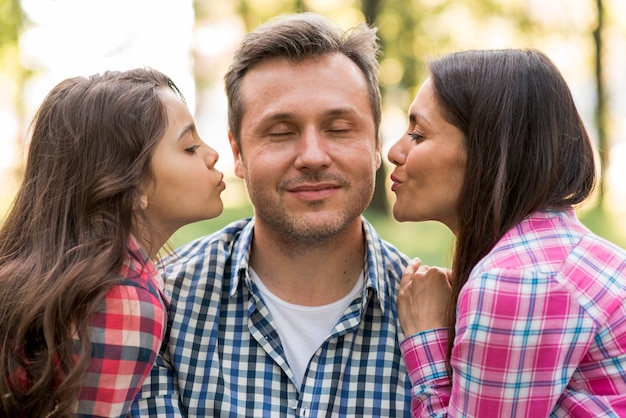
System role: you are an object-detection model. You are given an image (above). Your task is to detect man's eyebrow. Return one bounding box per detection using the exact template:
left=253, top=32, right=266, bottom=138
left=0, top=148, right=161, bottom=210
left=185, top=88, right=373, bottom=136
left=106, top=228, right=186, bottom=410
left=265, top=112, right=294, bottom=121
left=325, top=107, right=360, bottom=117
left=264, top=107, right=361, bottom=121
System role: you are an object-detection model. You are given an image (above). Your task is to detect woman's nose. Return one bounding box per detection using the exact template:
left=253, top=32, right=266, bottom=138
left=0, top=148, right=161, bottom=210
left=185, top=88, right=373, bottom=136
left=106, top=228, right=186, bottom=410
left=387, top=137, right=406, bottom=166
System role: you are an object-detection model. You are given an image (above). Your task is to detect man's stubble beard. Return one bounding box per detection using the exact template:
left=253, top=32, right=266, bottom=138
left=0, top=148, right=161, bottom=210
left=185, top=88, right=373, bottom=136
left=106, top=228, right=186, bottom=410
left=248, top=179, right=374, bottom=253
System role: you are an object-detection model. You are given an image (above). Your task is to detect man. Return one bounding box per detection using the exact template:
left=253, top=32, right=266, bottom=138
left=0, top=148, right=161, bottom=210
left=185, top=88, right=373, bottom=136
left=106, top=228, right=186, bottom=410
left=131, top=12, right=412, bottom=417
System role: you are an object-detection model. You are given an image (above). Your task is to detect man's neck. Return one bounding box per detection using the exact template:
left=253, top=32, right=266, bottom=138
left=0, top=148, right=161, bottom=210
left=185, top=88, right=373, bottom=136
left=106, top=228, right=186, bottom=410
left=249, top=219, right=366, bottom=306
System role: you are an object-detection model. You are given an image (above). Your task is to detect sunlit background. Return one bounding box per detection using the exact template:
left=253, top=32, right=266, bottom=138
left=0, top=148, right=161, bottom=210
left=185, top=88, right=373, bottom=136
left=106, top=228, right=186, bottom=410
left=1, top=0, right=625, bottom=265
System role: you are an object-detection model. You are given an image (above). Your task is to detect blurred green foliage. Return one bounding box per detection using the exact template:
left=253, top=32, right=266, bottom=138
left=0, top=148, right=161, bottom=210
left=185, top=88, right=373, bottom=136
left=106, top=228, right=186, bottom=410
left=2, top=0, right=623, bottom=261
left=168, top=202, right=625, bottom=269
left=168, top=204, right=455, bottom=266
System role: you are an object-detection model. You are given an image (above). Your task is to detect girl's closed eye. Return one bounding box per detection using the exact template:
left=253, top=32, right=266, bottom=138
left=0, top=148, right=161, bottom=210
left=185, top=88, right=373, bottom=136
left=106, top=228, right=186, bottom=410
left=185, top=144, right=201, bottom=154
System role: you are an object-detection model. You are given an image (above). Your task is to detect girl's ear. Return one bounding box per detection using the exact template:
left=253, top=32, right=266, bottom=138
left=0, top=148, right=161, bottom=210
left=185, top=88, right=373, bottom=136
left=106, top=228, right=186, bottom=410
left=139, top=194, right=149, bottom=210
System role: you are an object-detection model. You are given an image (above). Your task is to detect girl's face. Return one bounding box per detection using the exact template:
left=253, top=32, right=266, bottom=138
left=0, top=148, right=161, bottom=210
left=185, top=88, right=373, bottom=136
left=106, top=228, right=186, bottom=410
left=142, top=87, right=225, bottom=240
left=387, top=77, right=466, bottom=234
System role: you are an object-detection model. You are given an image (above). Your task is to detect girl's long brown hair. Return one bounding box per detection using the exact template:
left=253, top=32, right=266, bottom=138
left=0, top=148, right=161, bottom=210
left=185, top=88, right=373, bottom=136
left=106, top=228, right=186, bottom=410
left=428, top=49, right=596, bottom=368
left=0, top=68, right=176, bottom=416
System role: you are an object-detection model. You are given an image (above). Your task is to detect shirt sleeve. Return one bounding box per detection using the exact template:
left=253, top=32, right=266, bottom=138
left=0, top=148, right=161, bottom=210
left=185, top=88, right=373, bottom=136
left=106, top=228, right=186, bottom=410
left=74, top=281, right=167, bottom=418
left=400, top=328, right=451, bottom=417
left=128, top=346, right=185, bottom=417
left=402, top=268, right=596, bottom=417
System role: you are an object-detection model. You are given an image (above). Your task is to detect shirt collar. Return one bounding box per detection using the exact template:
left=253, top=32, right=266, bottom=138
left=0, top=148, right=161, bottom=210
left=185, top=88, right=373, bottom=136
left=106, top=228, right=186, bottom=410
left=127, top=233, right=164, bottom=295
left=361, top=217, right=390, bottom=314
left=229, top=218, right=255, bottom=297
left=228, top=216, right=391, bottom=314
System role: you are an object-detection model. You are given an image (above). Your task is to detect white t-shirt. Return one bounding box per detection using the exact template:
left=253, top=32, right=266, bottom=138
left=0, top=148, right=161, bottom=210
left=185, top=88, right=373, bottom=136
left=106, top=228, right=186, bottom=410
left=249, top=268, right=364, bottom=388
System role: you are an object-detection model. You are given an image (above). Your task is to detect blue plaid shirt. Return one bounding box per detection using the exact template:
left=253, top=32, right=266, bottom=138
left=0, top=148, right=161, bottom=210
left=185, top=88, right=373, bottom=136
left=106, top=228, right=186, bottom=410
left=130, top=217, right=412, bottom=417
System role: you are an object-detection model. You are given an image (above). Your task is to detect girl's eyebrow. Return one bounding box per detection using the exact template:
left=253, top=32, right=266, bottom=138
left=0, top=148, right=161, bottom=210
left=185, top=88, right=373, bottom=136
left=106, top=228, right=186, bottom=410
left=177, top=124, right=194, bottom=141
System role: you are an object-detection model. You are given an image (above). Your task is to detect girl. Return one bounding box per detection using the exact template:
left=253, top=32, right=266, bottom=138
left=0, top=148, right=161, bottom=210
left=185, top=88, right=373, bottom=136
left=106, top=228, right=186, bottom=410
left=0, top=68, right=225, bottom=417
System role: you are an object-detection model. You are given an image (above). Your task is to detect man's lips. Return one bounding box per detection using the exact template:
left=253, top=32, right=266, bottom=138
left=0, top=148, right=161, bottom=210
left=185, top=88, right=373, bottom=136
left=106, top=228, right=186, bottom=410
left=287, top=183, right=341, bottom=200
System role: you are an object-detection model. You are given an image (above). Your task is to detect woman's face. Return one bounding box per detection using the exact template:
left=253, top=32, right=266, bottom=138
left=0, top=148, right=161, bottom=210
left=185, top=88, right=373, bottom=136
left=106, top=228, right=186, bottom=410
left=387, top=77, right=466, bottom=234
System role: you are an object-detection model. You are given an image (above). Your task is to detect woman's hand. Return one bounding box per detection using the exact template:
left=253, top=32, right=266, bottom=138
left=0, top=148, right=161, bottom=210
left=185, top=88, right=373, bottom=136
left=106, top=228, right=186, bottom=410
left=398, top=258, right=453, bottom=337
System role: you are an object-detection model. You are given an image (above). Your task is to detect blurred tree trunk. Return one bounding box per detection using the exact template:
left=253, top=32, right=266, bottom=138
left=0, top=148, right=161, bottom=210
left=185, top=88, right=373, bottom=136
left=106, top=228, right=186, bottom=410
left=362, top=0, right=390, bottom=215
left=362, top=0, right=380, bottom=25
left=0, top=0, right=27, bottom=116
left=593, top=0, right=607, bottom=208
left=295, top=0, right=307, bottom=11
left=1, top=0, right=28, bottom=193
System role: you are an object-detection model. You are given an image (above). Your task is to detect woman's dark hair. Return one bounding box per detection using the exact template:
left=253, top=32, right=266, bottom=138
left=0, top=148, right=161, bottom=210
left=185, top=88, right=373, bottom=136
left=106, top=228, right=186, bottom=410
left=428, top=49, right=597, bottom=366
left=0, top=67, right=180, bottom=416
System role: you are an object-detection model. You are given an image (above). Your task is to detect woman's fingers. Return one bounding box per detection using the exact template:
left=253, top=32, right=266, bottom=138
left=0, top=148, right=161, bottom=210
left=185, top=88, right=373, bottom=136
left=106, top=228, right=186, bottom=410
left=398, top=262, right=453, bottom=337
left=400, top=257, right=422, bottom=291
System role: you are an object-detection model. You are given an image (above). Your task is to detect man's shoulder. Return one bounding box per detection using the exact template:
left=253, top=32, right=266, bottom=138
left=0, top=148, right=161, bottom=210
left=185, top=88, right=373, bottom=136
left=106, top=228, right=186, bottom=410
left=377, top=235, right=408, bottom=260
left=164, top=217, right=252, bottom=267
left=362, top=217, right=409, bottom=261
left=361, top=217, right=410, bottom=277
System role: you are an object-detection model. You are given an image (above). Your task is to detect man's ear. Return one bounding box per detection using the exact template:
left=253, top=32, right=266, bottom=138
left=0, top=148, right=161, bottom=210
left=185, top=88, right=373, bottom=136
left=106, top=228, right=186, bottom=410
left=375, top=135, right=382, bottom=169
left=229, top=131, right=245, bottom=179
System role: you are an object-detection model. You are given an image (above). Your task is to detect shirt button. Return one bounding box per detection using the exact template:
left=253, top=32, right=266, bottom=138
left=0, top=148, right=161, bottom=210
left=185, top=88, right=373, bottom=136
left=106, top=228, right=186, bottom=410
left=289, top=400, right=298, bottom=410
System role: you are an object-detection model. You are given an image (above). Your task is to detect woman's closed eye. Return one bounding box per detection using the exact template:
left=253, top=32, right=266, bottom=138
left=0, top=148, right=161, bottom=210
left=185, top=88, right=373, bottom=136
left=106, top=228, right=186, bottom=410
left=408, top=132, right=424, bottom=142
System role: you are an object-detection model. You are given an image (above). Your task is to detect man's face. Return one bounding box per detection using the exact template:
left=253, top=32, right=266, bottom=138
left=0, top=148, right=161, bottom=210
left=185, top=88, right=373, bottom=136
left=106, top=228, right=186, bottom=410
left=230, top=53, right=381, bottom=246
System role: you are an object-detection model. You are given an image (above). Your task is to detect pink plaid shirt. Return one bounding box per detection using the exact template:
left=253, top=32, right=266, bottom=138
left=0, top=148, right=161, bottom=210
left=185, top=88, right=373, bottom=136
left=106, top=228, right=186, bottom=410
left=401, top=209, right=626, bottom=417
left=74, top=236, right=167, bottom=417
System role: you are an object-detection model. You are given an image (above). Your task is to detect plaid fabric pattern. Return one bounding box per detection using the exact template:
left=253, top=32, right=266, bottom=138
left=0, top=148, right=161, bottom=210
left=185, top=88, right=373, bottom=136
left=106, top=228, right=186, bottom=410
left=130, top=217, right=413, bottom=417
left=401, top=209, right=626, bottom=417
left=75, top=236, right=167, bottom=418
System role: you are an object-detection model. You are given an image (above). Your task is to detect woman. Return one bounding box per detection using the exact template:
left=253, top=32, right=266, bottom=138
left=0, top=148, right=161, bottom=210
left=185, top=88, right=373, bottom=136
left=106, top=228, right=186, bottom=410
left=388, top=49, right=626, bottom=417
left=0, top=68, right=225, bottom=417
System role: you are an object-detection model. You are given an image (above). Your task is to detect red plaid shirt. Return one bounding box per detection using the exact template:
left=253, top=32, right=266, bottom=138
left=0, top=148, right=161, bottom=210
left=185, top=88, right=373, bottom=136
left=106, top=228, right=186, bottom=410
left=74, top=236, right=167, bottom=417
left=11, top=237, right=166, bottom=417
